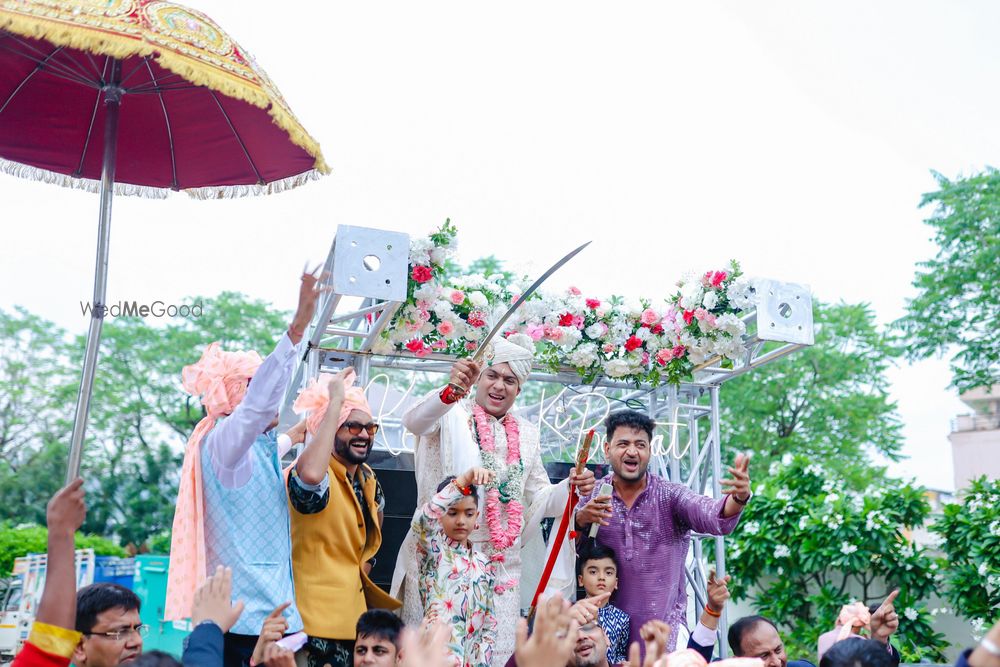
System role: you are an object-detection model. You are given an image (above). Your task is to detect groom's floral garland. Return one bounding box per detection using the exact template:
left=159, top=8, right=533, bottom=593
left=471, top=405, right=525, bottom=552
left=371, top=220, right=757, bottom=386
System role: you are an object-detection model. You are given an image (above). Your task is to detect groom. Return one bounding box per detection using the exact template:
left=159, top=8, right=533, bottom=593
left=392, top=333, right=596, bottom=667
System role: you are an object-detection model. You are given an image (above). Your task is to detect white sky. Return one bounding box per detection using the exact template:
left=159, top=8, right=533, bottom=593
left=3, top=0, right=996, bottom=491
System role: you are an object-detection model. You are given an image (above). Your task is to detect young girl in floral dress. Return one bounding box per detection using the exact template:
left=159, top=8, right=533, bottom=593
left=412, top=466, right=511, bottom=667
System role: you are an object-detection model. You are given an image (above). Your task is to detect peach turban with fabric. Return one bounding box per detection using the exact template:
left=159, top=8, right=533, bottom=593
left=835, top=601, right=871, bottom=640
left=181, top=342, right=263, bottom=418
left=293, top=368, right=372, bottom=435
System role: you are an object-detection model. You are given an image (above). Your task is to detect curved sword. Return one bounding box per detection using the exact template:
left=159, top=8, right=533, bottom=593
left=472, top=240, right=591, bottom=363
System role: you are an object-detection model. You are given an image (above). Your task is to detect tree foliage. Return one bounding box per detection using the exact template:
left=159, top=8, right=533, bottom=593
left=720, top=301, right=903, bottom=485
left=727, top=456, right=948, bottom=661
left=0, top=292, right=289, bottom=548
left=895, top=169, right=1000, bottom=391
left=0, top=524, right=126, bottom=577
left=931, top=477, right=1000, bottom=635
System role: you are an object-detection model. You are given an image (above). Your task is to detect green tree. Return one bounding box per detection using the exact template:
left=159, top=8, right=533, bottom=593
left=0, top=308, right=75, bottom=526
left=0, top=293, right=290, bottom=548
left=0, top=524, right=126, bottom=577
left=931, top=477, right=1000, bottom=635
left=895, top=169, right=1000, bottom=391
left=720, top=301, right=903, bottom=484
left=727, top=456, right=948, bottom=661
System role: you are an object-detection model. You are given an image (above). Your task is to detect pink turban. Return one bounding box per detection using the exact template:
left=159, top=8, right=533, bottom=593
left=835, top=602, right=871, bottom=640
left=293, top=368, right=372, bottom=435
left=181, top=342, right=263, bottom=418
left=664, top=650, right=761, bottom=667
left=166, top=342, right=263, bottom=623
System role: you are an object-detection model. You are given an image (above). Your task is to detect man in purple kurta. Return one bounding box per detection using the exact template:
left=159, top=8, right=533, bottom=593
left=575, top=409, right=752, bottom=651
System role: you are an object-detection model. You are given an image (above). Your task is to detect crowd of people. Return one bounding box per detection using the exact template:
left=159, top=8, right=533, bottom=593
left=10, top=270, right=1000, bottom=667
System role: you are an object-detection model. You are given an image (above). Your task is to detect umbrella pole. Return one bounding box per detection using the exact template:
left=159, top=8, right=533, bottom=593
left=66, top=59, right=122, bottom=483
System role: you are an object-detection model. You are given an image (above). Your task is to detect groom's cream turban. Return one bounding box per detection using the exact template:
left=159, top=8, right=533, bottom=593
left=486, top=333, right=535, bottom=385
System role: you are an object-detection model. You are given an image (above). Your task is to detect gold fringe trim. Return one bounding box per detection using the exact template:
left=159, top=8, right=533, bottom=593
left=0, top=156, right=321, bottom=199
left=0, top=9, right=330, bottom=175
left=0, top=156, right=169, bottom=198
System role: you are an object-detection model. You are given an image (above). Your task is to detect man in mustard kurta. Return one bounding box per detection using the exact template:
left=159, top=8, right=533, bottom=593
left=286, top=368, right=400, bottom=667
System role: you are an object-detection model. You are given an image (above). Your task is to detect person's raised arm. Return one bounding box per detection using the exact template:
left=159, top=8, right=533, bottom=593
left=12, top=481, right=87, bottom=667
left=688, top=570, right=730, bottom=660
left=36, top=479, right=86, bottom=630
left=210, top=268, right=327, bottom=475
left=294, top=368, right=349, bottom=486
left=720, top=453, right=751, bottom=518
left=402, top=358, right=481, bottom=436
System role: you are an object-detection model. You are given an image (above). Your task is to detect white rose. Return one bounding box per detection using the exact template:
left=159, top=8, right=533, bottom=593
left=469, top=291, right=488, bottom=307
left=680, top=282, right=704, bottom=311
left=560, top=327, right=582, bottom=348
left=727, top=277, right=756, bottom=311
left=603, top=358, right=632, bottom=378
left=568, top=343, right=598, bottom=368
left=702, top=290, right=718, bottom=310
left=413, top=284, right=439, bottom=302
left=716, top=313, right=746, bottom=337
left=429, top=246, right=448, bottom=264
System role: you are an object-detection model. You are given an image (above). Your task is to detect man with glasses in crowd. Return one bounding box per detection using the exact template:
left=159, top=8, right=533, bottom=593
left=72, top=583, right=146, bottom=666
left=287, top=367, right=399, bottom=667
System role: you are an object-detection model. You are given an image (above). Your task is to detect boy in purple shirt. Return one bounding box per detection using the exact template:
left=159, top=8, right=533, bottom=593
left=575, top=409, right=751, bottom=651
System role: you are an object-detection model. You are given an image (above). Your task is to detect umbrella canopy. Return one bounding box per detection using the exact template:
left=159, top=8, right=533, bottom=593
left=0, top=0, right=329, bottom=481
left=0, top=0, right=329, bottom=197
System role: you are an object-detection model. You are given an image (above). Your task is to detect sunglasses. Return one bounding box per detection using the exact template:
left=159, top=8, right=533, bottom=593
left=342, top=421, right=380, bottom=436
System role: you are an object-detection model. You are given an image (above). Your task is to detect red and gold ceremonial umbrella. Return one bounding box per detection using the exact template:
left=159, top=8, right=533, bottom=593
left=0, top=0, right=329, bottom=479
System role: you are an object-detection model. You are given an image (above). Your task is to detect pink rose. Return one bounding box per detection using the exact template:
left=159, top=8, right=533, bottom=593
left=436, top=320, right=455, bottom=336
left=405, top=339, right=429, bottom=357
left=711, top=271, right=727, bottom=288
left=586, top=298, right=601, bottom=310
left=543, top=324, right=564, bottom=342
left=411, top=265, right=433, bottom=283
left=572, top=314, right=585, bottom=329
left=465, top=341, right=478, bottom=352
left=467, top=311, right=487, bottom=328
left=525, top=324, right=545, bottom=341
left=702, top=271, right=713, bottom=287
left=672, top=345, right=686, bottom=358
left=694, top=308, right=708, bottom=321
left=449, top=290, right=465, bottom=305
left=640, top=308, right=660, bottom=327
left=431, top=339, right=447, bottom=350
left=655, top=348, right=673, bottom=366
left=567, top=286, right=582, bottom=296
left=602, top=343, right=616, bottom=354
